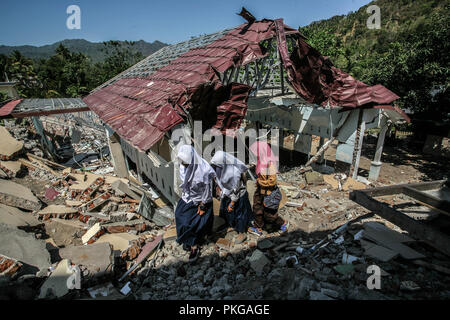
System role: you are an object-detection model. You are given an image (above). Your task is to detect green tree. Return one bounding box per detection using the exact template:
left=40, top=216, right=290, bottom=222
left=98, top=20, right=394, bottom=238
left=92, top=41, right=144, bottom=86
left=36, top=44, right=92, bottom=97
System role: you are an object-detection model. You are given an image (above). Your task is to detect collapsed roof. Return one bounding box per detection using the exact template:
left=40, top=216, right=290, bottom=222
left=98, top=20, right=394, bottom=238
left=83, top=9, right=404, bottom=153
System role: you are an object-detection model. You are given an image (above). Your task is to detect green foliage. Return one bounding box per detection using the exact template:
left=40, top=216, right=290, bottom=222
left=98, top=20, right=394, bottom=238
left=299, top=0, right=449, bottom=121
left=0, top=41, right=146, bottom=99
left=91, top=41, right=144, bottom=86
left=0, top=91, right=9, bottom=103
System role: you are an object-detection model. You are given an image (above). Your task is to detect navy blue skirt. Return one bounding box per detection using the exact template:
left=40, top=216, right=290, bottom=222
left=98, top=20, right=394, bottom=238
left=175, top=199, right=213, bottom=246
left=219, top=191, right=253, bottom=233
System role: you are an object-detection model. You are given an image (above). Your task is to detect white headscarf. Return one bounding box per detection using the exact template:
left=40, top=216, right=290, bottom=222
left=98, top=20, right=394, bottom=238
left=177, top=144, right=216, bottom=204
left=210, top=151, right=248, bottom=198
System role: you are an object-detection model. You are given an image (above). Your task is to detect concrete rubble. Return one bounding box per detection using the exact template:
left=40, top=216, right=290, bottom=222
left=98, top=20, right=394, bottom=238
left=0, top=122, right=449, bottom=301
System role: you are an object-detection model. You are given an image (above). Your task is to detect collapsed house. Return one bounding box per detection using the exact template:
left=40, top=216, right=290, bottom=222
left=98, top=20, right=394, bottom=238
left=2, top=10, right=410, bottom=210
left=79, top=10, right=409, bottom=208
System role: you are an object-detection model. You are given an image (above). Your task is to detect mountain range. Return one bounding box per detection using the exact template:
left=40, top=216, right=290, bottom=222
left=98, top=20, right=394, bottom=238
left=0, top=39, right=168, bottom=62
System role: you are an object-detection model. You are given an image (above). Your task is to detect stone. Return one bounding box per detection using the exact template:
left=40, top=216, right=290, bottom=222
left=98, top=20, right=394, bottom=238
left=321, top=288, right=340, bottom=299
left=0, top=179, right=41, bottom=211
left=216, top=238, right=231, bottom=250
left=334, top=264, right=355, bottom=275
left=309, top=290, right=335, bottom=300
left=305, top=171, right=324, bottom=185
left=248, top=249, right=270, bottom=275
left=400, top=281, right=420, bottom=291
left=257, top=238, right=274, bottom=250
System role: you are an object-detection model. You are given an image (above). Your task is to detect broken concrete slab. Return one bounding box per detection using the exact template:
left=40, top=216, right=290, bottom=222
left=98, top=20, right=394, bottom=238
left=39, top=205, right=78, bottom=217
left=50, top=218, right=86, bottom=230
left=59, top=242, right=113, bottom=278
left=0, top=179, right=41, bottom=211
left=248, top=249, right=270, bottom=275
left=111, top=180, right=141, bottom=200
left=96, top=233, right=139, bottom=252
left=334, top=264, right=355, bottom=275
left=65, top=200, right=83, bottom=207
left=44, top=219, right=83, bottom=248
left=38, top=259, right=80, bottom=299
left=0, top=161, right=22, bottom=178
left=0, top=203, right=41, bottom=228
left=0, top=126, right=23, bottom=160
left=0, top=223, right=51, bottom=276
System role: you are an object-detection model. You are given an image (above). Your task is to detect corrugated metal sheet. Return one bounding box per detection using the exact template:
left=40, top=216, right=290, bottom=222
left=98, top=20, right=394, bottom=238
left=84, top=20, right=298, bottom=152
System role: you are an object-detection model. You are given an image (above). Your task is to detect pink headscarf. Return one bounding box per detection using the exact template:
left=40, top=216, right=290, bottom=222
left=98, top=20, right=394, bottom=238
left=249, top=141, right=279, bottom=175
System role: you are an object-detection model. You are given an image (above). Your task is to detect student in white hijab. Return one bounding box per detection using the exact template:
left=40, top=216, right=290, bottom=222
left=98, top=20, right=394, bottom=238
left=210, top=150, right=253, bottom=244
left=175, top=144, right=216, bottom=262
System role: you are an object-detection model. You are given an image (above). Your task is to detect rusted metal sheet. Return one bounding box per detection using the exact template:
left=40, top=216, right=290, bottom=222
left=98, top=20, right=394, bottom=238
left=83, top=20, right=298, bottom=152
left=0, top=99, right=22, bottom=116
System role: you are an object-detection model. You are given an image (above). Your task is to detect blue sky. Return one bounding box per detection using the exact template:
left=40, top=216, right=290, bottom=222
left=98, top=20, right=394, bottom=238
left=0, top=0, right=372, bottom=46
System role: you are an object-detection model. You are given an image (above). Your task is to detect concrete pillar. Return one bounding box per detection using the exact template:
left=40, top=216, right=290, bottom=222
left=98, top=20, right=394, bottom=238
left=317, top=137, right=325, bottom=164
left=106, top=129, right=128, bottom=178
left=350, top=110, right=366, bottom=179
left=369, top=117, right=389, bottom=181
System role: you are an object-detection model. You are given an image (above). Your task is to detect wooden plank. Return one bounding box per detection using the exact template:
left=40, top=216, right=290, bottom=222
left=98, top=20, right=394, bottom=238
left=26, top=152, right=66, bottom=169
left=403, top=186, right=450, bottom=215
left=361, top=180, right=446, bottom=198
left=350, top=190, right=450, bottom=257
